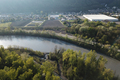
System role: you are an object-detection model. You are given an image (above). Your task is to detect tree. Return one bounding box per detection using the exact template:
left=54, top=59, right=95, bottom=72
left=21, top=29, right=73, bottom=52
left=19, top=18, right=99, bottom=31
left=0, top=70, right=8, bottom=80
left=7, top=69, right=18, bottom=80
left=33, top=73, right=42, bottom=80
left=41, top=61, right=55, bottom=74
left=101, top=35, right=107, bottom=43
left=61, top=49, right=114, bottom=80
left=45, top=71, right=52, bottom=80
left=0, top=47, right=60, bottom=80
left=18, top=69, right=33, bottom=80
left=52, top=75, right=61, bottom=80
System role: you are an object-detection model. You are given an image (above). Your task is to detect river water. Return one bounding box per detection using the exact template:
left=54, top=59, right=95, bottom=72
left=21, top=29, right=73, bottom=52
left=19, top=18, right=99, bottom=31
left=0, top=35, right=120, bottom=77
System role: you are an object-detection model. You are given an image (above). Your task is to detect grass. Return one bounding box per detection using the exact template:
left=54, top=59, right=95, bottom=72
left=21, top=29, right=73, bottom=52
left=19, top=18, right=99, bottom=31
left=66, top=20, right=75, bottom=22
left=0, top=22, right=12, bottom=27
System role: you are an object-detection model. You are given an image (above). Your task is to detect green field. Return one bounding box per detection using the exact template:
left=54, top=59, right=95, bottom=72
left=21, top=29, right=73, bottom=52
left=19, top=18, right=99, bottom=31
left=66, top=20, right=75, bottom=22
left=0, top=22, right=12, bottom=27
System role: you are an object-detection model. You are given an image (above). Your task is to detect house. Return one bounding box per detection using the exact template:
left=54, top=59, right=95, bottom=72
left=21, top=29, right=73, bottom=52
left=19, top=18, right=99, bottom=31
left=48, top=15, right=59, bottom=20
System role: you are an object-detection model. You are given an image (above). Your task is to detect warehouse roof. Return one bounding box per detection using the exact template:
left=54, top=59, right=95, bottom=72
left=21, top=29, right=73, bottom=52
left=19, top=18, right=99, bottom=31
left=83, top=14, right=118, bottom=21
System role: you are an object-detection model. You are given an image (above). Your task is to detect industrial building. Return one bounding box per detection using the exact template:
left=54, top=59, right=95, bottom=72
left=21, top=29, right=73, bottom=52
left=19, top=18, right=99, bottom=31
left=83, top=14, right=118, bottom=22
left=48, top=15, right=59, bottom=20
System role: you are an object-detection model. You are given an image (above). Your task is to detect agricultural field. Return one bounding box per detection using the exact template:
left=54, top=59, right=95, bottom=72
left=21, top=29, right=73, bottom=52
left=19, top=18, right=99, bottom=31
left=10, top=20, right=31, bottom=27
left=25, top=21, right=44, bottom=27
left=41, top=20, right=65, bottom=28
left=0, top=22, right=12, bottom=27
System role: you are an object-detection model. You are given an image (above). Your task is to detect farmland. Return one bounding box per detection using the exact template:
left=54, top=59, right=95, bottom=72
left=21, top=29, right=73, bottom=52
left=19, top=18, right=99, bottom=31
left=11, top=20, right=31, bottom=27
left=41, top=20, right=65, bottom=28
left=26, top=21, right=44, bottom=27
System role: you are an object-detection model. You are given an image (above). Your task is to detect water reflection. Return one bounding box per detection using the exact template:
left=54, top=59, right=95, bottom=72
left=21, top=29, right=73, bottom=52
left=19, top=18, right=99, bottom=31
left=0, top=35, right=71, bottom=45
left=0, top=35, right=120, bottom=77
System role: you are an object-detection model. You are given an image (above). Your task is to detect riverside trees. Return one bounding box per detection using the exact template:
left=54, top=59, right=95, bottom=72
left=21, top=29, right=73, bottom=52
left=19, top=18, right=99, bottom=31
left=0, top=45, right=118, bottom=80
left=49, top=49, right=115, bottom=80
left=66, top=20, right=120, bottom=45
left=0, top=47, right=60, bottom=80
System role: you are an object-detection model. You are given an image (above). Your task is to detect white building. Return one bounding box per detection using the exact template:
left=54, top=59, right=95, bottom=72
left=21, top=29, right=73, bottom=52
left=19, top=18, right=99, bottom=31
left=83, top=14, right=118, bottom=22
left=48, top=15, right=59, bottom=20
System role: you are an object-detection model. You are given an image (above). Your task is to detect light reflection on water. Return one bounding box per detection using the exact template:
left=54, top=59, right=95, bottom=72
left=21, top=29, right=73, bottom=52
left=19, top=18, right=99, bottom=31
left=0, top=35, right=120, bottom=77
left=0, top=35, right=86, bottom=52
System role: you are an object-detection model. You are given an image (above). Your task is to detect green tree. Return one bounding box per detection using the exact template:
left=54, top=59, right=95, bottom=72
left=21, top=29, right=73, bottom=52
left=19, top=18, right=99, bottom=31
left=18, top=69, right=33, bottom=80
left=45, top=71, right=52, bottom=80
left=0, top=70, right=8, bottom=80
left=33, top=73, right=42, bottom=80
left=62, top=49, right=114, bottom=80
left=7, top=69, right=17, bottom=80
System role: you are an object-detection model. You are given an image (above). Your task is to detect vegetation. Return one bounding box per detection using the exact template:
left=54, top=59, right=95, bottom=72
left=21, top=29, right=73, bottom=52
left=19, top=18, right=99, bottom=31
left=49, top=49, right=117, bottom=80
left=65, top=19, right=120, bottom=46
left=7, top=46, right=45, bottom=58
left=0, top=22, right=12, bottom=27
left=0, top=18, right=15, bottom=23
left=0, top=28, right=119, bottom=61
left=0, top=45, right=118, bottom=80
left=0, top=46, right=60, bottom=80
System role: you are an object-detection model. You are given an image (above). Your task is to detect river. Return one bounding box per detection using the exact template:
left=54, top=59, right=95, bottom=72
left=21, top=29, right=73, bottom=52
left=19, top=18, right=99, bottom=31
left=0, top=35, right=120, bottom=77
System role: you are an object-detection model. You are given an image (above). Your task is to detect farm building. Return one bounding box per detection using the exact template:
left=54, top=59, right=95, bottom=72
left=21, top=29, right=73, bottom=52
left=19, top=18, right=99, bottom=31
left=83, top=14, right=118, bottom=22
left=48, top=15, right=59, bottom=20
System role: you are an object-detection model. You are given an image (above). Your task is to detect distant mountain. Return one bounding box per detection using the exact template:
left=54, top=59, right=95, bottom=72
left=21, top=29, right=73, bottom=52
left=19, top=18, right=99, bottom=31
left=0, top=0, right=120, bottom=13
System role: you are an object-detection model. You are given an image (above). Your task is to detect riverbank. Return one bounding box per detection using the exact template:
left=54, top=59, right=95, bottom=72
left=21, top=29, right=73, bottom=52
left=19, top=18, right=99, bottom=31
left=4, top=46, right=118, bottom=80
left=0, top=34, right=120, bottom=78
left=0, top=29, right=119, bottom=61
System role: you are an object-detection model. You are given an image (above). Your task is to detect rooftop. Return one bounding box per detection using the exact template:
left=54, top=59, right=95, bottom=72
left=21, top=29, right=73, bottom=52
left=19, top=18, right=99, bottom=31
left=49, top=15, right=59, bottom=17
left=83, top=14, right=118, bottom=21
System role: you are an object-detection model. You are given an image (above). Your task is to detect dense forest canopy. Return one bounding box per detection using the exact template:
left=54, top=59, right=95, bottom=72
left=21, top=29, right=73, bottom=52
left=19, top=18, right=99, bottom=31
left=0, top=0, right=120, bottom=13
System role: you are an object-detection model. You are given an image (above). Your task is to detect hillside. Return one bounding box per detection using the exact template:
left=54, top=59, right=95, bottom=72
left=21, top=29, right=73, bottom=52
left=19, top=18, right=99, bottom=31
left=0, top=0, right=120, bottom=13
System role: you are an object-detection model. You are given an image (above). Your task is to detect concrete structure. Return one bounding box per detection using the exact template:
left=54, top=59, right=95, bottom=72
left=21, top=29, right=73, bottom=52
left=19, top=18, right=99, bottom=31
left=83, top=14, right=118, bottom=22
left=48, top=15, right=59, bottom=20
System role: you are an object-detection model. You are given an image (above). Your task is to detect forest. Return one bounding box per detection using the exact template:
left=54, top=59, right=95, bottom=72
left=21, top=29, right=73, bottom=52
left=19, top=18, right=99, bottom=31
left=65, top=18, right=120, bottom=47
left=0, top=46, right=60, bottom=80
left=49, top=49, right=118, bottom=80
left=0, top=46, right=118, bottom=80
